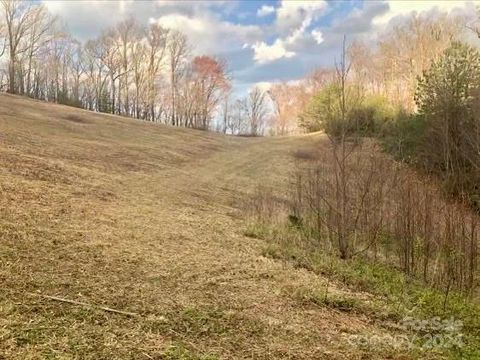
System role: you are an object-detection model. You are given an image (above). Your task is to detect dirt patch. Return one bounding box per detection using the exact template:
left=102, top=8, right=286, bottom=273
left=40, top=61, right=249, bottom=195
left=62, top=114, right=92, bottom=124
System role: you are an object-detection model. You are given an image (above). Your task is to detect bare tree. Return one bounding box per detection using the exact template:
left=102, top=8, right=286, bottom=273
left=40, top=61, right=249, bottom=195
left=23, top=4, right=55, bottom=96
left=115, top=17, right=140, bottom=115
left=349, top=14, right=465, bottom=110
left=2, top=0, right=36, bottom=93
left=332, top=35, right=353, bottom=259
left=97, top=30, right=121, bottom=113
left=245, top=87, right=268, bottom=136
left=83, top=38, right=110, bottom=111
left=229, top=98, right=248, bottom=135
left=146, top=23, right=168, bottom=121
left=221, top=87, right=232, bottom=134
left=269, top=83, right=298, bottom=135
left=131, top=38, right=147, bottom=119
left=69, top=40, right=85, bottom=103
left=168, top=30, right=189, bottom=126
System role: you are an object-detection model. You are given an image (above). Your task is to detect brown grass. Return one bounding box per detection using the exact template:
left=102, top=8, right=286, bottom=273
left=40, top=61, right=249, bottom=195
left=1, top=94, right=418, bottom=359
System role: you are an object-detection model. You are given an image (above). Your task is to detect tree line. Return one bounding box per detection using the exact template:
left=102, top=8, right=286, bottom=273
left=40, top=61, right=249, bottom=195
left=0, top=0, right=274, bottom=135
left=265, top=13, right=479, bottom=135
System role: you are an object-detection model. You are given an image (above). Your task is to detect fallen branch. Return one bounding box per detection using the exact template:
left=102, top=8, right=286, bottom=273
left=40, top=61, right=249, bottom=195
left=26, top=292, right=139, bottom=317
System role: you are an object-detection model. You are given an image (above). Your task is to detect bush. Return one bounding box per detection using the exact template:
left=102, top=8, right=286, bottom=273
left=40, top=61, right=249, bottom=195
left=381, top=113, right=428, bottom=164
left=298, top=84, right=344, bottom=133
left=299, top=84, right=400, bottom=137
left=362, top=94, right=401, bottom=132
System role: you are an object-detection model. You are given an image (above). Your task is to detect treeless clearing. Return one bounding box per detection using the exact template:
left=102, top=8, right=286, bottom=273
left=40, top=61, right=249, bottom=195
left=1, top=94, right=422, bottom=359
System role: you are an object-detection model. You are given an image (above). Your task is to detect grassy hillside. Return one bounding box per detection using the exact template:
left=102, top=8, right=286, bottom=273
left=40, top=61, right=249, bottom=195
left=0, top=94, right=465, bottom=359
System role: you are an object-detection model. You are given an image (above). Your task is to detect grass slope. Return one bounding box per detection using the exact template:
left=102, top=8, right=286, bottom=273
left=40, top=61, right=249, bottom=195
left=0, top=94, right=437, bottom=359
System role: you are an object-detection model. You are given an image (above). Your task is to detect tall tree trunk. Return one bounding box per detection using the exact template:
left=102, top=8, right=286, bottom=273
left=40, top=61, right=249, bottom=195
left=8, top=57, right=15, bottom=93
left=26, top=51, right=34, bottom=96
left=171, top=69, right=175, bottom=126
left=111, top=75, right=116, bottom=114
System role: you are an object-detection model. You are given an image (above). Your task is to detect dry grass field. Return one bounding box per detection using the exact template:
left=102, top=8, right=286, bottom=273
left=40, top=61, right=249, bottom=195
left=0, top=94, right=434, bottom=359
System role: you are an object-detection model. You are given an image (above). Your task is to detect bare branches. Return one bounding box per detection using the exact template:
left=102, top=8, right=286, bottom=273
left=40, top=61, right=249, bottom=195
left=349, top=14, right=464, bottom=110
left=284, top=141, right=479, bottom=292
left=247, top=87, right=268, bottom=136
left=27, top=293, right=139, bottom=317
left=168, top=30, right=189, bottom=126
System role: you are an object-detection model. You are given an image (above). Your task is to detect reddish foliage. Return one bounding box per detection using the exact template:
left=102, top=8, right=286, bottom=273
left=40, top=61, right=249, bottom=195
left=192, top=55, right=228, bottom=89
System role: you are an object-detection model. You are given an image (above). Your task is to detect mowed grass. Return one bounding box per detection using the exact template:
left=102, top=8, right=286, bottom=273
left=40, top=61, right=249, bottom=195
left=1, top=94, right=426, bottom=359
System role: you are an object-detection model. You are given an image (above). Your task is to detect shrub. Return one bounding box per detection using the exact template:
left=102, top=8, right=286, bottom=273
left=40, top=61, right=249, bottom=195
left=362, top=94, right=401, bottom=132
left=381, top=113, right=428, bottom=164
left=299, top=84, right=399, bottom=137
left=298, top=84, right=343, bottom=133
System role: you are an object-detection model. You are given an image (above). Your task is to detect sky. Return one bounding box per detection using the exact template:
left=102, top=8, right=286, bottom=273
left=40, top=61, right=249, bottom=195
left=43, top=0, right=480, bottom=96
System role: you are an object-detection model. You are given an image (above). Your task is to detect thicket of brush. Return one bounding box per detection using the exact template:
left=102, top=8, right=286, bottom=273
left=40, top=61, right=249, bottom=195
left=250, top=141, right=478, bottom=295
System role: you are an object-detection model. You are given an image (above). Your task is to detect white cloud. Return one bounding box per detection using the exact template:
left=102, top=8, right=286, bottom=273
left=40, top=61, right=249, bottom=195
left=253, top=81, right=273, bottom=92
left=276, top=0, right=328, bottom=34
left=251, top=39, right=295, bottom=64
left=311, top=29, right=324, bottom=45
left=43, top=0, right=244, bottom=45
left=374, top=0, right=476, bottom=25
left=286, top=12, right=311, bottom=43
left=257, top=5, right=275, bottom=17
left=247, top=0, right=328, bottom=64
left=154, top=13, right=263, bottom=55
left=44, top=0, right=135, bottom=40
